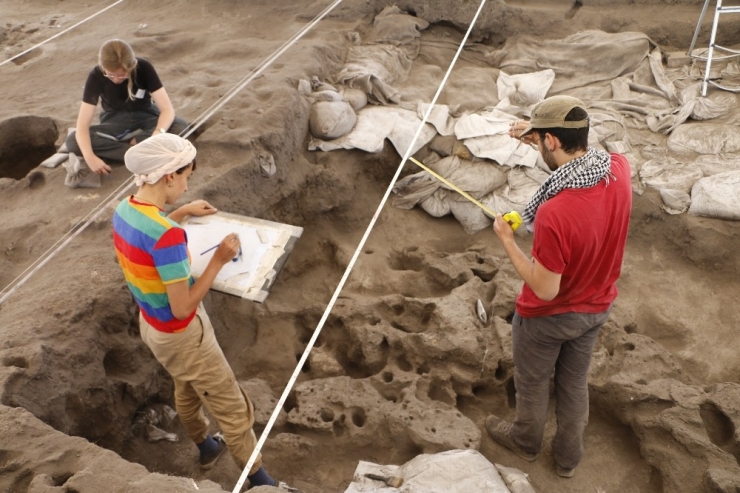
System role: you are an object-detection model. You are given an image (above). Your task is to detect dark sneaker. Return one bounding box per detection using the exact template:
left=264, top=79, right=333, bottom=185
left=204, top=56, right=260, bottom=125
left=485, top=415, right=537, bottom=462
left=556, top=464, right=575, bottom=478
left=199, top=432, right=227, bottom=470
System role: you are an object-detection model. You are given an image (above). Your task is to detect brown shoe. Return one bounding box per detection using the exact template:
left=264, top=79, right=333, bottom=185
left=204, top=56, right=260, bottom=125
left=556, top=464, right=575, bottom=478
left=485, top=415, right=537, bottom=462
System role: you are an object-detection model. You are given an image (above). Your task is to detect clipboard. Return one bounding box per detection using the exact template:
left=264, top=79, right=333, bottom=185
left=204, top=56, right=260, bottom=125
left=181, top=211, right=303, bottom=302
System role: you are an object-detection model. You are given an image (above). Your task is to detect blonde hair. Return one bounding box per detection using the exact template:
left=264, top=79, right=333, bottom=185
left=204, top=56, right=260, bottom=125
left=98, top=39, right=138, bottom=100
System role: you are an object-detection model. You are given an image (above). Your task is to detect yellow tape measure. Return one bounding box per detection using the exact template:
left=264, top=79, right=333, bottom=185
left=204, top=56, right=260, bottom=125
left=408, top=157, right=523, bottom=231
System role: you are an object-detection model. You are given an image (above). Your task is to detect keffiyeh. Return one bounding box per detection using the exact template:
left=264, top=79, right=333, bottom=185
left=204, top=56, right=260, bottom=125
left=124, top=133, right=196, bottom=186
left=522, top=147, right=614, bottom=231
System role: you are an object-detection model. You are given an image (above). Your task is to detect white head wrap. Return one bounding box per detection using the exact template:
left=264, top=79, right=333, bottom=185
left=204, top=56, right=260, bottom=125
left=124, top=133, right=197, bottom=186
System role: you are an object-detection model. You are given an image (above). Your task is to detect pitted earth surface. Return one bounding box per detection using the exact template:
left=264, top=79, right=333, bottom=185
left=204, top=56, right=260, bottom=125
left=0, top=1, right=739, bottom=492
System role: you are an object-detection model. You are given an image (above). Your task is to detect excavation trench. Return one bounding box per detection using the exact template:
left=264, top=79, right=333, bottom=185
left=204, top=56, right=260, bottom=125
left=1, top=2, right=740, bottom=493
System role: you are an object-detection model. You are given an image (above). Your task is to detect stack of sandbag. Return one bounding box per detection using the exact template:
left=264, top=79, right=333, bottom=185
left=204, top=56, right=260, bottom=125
left=393, top=153, right=509, bottom=234
left=658, top=123, right=740, bottom=219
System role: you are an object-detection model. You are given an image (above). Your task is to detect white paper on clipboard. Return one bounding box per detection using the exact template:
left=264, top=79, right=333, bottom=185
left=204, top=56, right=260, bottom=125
left=181, top=211, right=303, bottom=303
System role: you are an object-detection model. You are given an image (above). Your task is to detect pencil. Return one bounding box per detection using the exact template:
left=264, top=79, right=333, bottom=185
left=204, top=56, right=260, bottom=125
left=200, top=244, right=219, bottom=255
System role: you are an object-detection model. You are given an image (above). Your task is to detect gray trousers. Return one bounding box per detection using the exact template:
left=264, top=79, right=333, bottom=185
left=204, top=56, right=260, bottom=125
left=65, top=105, right=189, bottom=162
left=510, top=308, right=610, bottom=469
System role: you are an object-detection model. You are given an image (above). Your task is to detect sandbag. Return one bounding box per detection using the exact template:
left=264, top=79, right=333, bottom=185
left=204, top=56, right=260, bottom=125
left=309, top=101, right=357, bottom=140
left=420, top=189, right=451, bottom=217
left=688, top=170, right=740, bottom=220
left=429, top=135, right=470, bottom=159
left=449, top=199, right=492, bottom=235
left=693, top=153, right=740, bottom=177
left=341, top=87, right=368, bottom=111
left=639, top=157, right=703, bottom=193
left=311, top=90, right=343, bottom=102
left=430, top=156, right=509, bottom=199
left=482, top=167, right=548, bottom=217
left=668, top=123, right=740, bottom=155
left=336, top=44, right=412, bottom=105
left=660, top=188, right=691, bottom=215
left=370, top=5, right=429, bottom=46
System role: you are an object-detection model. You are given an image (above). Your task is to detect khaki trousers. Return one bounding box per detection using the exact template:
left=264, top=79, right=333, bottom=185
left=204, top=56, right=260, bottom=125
left=140, top=305, right=262, bottom=474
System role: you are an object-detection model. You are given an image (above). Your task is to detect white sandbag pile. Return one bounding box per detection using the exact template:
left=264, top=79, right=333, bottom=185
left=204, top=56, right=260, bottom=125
left=662, top=123, right=740, bottom=219
left=394, top=154, right=515, bottom=234
left=303, top=18, right=740, bottom=230
left=668, top=123, right=740, bottom=155
left=639, top=157, right=703, bottom=193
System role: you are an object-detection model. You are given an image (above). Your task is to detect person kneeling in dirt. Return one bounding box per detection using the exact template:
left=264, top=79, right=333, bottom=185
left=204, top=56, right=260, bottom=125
left=66, top=38, right=188, bottom=176
left=487, top=96, right=632, bottom=478
left=111, top=134, right=287, bottom=490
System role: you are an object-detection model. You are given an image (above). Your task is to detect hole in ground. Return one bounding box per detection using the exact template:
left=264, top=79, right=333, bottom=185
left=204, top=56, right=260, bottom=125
left=0, top=116, right=58, bottom=179
left=2, top=356, right=28, bottom=369
left=700, top=402, right=740, bottom=465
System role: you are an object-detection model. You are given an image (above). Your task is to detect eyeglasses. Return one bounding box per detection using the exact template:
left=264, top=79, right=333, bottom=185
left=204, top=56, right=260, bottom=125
left=104, top=72, right=129, bottom=81
left=527, top=134, right=541, bottom=150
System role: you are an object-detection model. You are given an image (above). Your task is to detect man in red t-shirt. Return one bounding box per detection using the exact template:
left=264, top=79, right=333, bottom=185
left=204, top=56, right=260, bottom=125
left=486, top=96, right=632, bottom=478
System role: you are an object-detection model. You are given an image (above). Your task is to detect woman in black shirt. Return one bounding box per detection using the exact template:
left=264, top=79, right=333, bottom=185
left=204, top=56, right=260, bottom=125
left=65, top=39, right=188, bottom=175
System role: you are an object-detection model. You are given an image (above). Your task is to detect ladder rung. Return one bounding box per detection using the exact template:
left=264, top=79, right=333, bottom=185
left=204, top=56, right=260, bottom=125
left=708, top=79, right=740, bottom=92
left=691, top=52, right=740, bottom=61
left=691, top=0, right=740, bottom=96
left=714, top=44, right=740, bottom=54
left=689, top=46, right=740, bottom=60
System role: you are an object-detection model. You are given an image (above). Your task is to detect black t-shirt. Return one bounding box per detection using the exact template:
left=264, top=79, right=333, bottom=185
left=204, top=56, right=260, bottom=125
left=82, top=57, right=163, bottom=112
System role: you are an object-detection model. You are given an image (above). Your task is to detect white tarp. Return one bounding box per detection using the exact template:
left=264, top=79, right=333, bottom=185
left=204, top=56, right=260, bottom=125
left=344, top=449, right=532, bottom=493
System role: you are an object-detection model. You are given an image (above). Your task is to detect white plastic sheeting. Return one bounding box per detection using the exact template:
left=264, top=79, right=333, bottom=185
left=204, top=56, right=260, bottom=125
left=344, top=449, right=535, bottom=493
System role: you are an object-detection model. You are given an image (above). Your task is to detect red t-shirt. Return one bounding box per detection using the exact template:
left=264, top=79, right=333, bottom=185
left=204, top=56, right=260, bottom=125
left=516, top=153, right=632, bottom=318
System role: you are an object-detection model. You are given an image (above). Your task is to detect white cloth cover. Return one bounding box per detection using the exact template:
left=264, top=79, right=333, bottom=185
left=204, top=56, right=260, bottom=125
left=124, top=133, right=196, bottom=187
left=344, top=449, right=516, bottom=493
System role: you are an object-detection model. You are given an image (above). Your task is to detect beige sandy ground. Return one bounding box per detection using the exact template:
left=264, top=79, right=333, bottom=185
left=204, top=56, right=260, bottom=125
left=0, top=0, right=739, bottom=492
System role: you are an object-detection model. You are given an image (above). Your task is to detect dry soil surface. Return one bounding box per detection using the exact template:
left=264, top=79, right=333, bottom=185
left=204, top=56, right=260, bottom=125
left=0, top=1, right=739, bottom=492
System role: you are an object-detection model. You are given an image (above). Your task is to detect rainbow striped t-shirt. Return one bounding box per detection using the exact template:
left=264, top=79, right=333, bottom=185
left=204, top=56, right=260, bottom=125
left=112, top=196, right=195, bottom=333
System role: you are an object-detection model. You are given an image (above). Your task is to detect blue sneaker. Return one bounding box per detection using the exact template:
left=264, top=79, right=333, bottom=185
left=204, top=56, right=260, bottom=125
left=199, top=432, right=227, bottom=470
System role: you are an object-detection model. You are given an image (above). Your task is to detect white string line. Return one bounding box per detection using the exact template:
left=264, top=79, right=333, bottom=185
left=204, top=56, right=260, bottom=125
left=0, top=0, right=345, bottom=305
left=0, top=0, right=126, bottom=68
left=0, top=178, right=134, bottom=306
left=232, top=0, right=489, bottom=490
left=180, top=0, right=346, bottom=139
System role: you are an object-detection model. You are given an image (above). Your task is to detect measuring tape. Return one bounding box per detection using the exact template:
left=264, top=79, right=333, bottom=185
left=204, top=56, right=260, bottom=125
left=408, top=156, right=522, bottom=231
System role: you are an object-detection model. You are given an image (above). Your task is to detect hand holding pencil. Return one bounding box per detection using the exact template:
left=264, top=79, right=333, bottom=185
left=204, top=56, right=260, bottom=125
left=204, top=233, right=241, bottom=266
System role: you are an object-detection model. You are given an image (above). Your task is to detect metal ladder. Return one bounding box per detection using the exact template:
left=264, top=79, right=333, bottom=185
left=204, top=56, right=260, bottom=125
left=687, top=0, right=740, bottom=96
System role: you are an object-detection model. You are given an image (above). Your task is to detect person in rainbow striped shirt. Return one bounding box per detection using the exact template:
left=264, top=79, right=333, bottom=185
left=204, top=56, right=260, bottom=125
left=112, top=133, right=283, bottom=489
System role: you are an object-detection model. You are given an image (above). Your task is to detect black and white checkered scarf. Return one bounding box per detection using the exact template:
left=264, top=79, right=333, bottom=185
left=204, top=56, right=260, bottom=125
left=522, top=148, right=614, bottom=231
